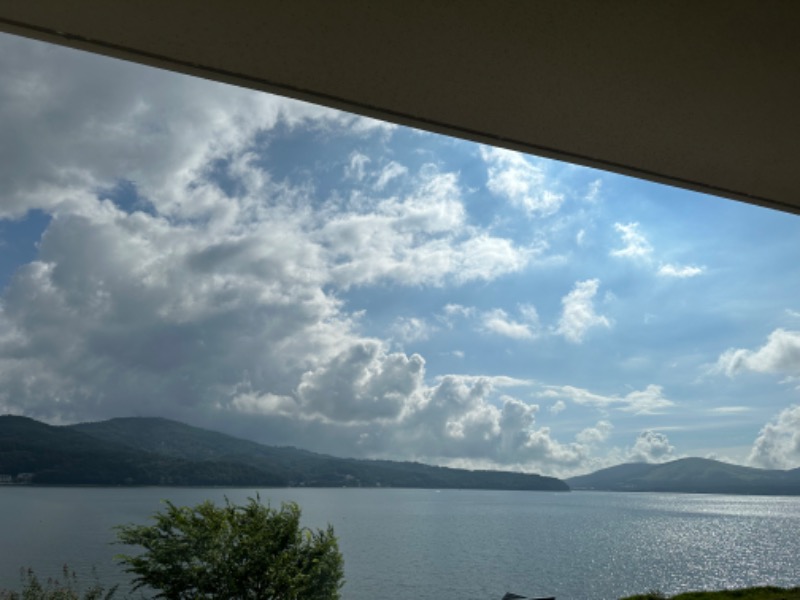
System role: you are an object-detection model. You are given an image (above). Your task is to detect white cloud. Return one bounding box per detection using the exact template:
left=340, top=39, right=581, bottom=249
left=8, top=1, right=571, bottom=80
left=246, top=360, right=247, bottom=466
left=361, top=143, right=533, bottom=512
left=543, top=383, right=674, bottom=415
left=549, top=400, right=566, bottom=414
left=576, top=420, right=613, bottom=445
left=297, top=343, right=426, bottom=423
left=320, top=169, right=536, bottom=288
left=610, top=222, right=652, bottom=259
left=714, top=329, right=800, bottom=377
left=481, top=305, right=540, bottom=340
left=395, top=378, right=519, bottom=459
left=442, top=304, right=474, bottom=318
left=482, top=309, right=534, bottom=340
left=0, top=33, right=362, bottom=220
left=519, top=304, right=540, bottom=324
left=612, top=223, right=707, bottom=280
left=575, top=421, right=614, bottom=446
left=707, top=406, right=752, bottom=415
left=374, top=161, right=408, bottom=190
left=658, top=263, right=705, bottom=278
left=748, top=405, right=800, bottom=469
left=391, top=317, right=432, bottom=344
left=345, top=152, right=370, bottom=181
left=453, top=235, right=538, bottom=284
left=627, top=430, right=676, bottom=463
left=0, top=201, right=350, bottom=420
left=555, top=279, right=611, bottom=343
left=227, top=392, right=298, bottom=418
left=584, top=179, right=602, bottom=203
left=480, top=146, right=564, bottom=217
left=432, top=375, right=533, bottom=389
left=438, top=304, right=476, bottom=329
left=441, top=303, right=543, bottom=342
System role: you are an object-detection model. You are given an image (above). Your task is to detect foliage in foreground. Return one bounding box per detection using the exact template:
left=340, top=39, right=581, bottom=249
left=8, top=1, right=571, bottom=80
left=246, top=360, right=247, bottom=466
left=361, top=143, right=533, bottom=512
left=622, top=586, right=800, bottom=600
left=0, top=566, right=118, bottom=600
left=115, top=497, right=344, bottom=600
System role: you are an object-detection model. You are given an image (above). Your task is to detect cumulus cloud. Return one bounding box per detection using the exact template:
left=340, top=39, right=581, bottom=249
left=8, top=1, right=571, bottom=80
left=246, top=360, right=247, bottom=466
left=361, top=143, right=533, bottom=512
left=576, top=420, right=613, bottom=445
left=482, top=309, right=533, bottom=340
left=0, top=191, right=581, bottom=473
left=372, top=375, right=590, bottom=474
left=0, top=202, right=344, bottom=420
left=542, top=384, right=674, bottom=415
left=439, top=287, right=607, bottom=346
left=555, top=279, right=611, bottom=343
left=320, top=169, right=536, bottom=288
left=390, top=317, right=432, bottom=344
left=480, top=146, right=564, bottom=217
left=610, top=222, right=652, bottom=259
left=481, top=305, right=540, bottom=340
left=296, top=344, right=425, bottom=423
left=658, top=263, right=705, bottom=278
left=0, top=33, right=358, bottom=220
left=748, top=405, right=800, bottom=469
left=627, top=430, right=676, bottom=463
left=549, top=400, right=566, bottom=415
left=714, top=329, right=800, bottom=377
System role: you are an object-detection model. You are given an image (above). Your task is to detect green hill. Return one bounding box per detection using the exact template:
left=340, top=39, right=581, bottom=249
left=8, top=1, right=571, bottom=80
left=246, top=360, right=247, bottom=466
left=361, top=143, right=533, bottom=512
left=70, top=416, right=569, bottom=490
left=567, top=457, right=800, bottom=495
left=0, top=415, right=568, bottom=491
left=0, top=415, right=281, bottom=486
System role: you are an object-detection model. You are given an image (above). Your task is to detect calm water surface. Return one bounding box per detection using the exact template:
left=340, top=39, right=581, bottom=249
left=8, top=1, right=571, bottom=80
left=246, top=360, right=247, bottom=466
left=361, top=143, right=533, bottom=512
left=1, top=487, right=798, bottom=599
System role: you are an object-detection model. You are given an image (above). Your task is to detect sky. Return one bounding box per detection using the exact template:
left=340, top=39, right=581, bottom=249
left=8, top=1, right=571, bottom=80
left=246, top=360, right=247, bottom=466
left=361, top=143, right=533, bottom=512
left=1, top=32, right=799, bottom=478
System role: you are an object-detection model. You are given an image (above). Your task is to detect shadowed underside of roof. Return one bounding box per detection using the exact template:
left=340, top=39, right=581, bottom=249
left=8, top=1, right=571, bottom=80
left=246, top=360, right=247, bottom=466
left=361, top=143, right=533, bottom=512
left=1, top=1, right=798, bottom=214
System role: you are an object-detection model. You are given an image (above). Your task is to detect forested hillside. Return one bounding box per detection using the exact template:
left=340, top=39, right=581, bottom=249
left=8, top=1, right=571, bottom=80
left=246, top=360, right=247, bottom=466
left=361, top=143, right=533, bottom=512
left=1, top=415, right=568, bottom=491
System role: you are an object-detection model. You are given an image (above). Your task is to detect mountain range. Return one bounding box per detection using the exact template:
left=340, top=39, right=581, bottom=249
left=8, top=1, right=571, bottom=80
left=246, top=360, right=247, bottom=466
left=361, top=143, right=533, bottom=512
left=0, top=415, right=568, bottom=491
left=4, top=415, right=799, bottom=495
left=567, top=457, right=800, bottom=495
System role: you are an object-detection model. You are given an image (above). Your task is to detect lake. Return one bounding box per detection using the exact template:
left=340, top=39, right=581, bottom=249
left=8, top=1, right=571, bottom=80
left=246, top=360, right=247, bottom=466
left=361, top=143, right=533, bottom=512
left=1, top=487, right=798, bottom=599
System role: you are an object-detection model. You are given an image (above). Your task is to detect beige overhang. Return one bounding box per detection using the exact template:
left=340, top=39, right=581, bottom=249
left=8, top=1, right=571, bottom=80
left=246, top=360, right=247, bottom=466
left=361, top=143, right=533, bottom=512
left=1, top=1, right=798, bottom=214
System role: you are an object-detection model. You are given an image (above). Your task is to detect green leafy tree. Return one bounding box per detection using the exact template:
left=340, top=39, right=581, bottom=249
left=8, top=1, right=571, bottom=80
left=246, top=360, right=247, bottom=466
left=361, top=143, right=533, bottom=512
left=115, top=498, right=343, bottom=600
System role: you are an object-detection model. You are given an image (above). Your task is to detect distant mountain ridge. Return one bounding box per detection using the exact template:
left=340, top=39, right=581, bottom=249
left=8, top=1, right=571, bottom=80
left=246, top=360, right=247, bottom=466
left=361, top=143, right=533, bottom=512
left=0, top=415, right=281, bottom=486
left=567, top=457, right=800, bottom=495
left=0, top=415, right=568, bottom=491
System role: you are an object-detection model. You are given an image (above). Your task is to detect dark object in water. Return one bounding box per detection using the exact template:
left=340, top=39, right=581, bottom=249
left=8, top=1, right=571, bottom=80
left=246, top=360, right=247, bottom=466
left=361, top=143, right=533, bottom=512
left=502, top=594, right=556, bottom=600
